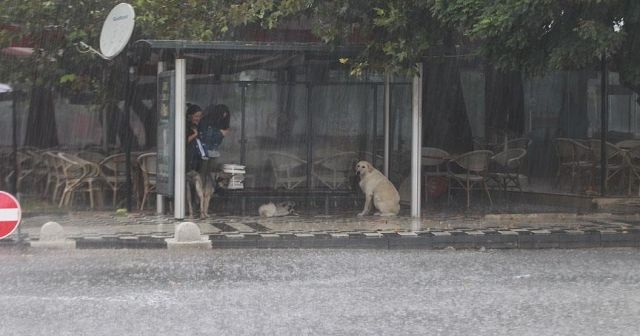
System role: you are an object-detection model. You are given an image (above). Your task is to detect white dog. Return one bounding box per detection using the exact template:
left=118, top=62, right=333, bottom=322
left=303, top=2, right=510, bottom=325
left=258, top=201, right=296, bottom=217
left=355, top=161, right=400, bottom=216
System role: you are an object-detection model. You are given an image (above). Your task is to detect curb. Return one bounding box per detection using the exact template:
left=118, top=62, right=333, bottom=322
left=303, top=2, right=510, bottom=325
left=3, top=228, right=639, bottom=250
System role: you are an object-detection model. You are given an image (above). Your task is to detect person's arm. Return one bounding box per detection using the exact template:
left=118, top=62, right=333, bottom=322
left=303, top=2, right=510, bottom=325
left=187, top=128, right=198, bottom=143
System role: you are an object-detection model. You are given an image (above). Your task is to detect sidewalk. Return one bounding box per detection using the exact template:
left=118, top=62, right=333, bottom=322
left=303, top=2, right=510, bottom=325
left=3, top=207, right=640, bottom=249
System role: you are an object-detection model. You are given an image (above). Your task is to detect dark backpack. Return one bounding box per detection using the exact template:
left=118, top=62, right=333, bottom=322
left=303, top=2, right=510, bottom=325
left=203, top=125, right=224, bottom=150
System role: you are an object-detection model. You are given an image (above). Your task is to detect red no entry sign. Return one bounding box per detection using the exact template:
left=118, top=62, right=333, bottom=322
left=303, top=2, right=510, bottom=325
left=0, top=191, right=21, bottom=239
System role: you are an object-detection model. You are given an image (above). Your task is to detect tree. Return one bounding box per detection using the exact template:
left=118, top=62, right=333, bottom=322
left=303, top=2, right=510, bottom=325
left=1, top=0, right=230, bottom=148
left=432, top=0, right=640, bottom=98
left=222, top=0, right=640, bottom=146
left=4, top=0, right=639, bottom=149
left=1, top=0, right=127, bottom=147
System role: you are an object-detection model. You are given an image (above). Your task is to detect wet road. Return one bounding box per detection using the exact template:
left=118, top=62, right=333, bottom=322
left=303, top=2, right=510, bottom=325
left=0, top=248, right=639, bottom=335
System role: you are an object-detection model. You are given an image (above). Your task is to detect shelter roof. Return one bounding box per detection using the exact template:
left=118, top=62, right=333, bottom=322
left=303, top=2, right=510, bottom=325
left=135, top=39, right=363, bottom=57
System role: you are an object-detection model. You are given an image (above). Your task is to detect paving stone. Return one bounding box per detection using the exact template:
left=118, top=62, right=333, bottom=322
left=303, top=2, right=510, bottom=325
left=475, top=233, right=518, bottom=249
left=388, top=235, right=432, bottom=249
left=211, top=239, right=259, bottom=249
left=453, top=233, right=481, bottom=249
left=599, top=231, right=640, bottom=248
left=256, top=238, right=298, bottom=249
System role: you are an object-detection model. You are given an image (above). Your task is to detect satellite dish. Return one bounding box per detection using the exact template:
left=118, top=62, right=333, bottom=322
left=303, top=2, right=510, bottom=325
left=76, top=3, right=135, bottom=60
left=99, top=3, right=135, bottom=59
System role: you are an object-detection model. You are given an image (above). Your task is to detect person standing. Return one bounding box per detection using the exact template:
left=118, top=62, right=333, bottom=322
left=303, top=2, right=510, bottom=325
left=199, top=104, right=231, bottom=176
left=186, top=103, right=205, bottom=173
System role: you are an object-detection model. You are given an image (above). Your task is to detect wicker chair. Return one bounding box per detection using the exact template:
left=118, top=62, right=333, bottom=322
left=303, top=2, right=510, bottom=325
left=313, top=151, right=356, bottom=190
left=268, top=152, right=308, bottom=190
left=137, top=152, right=157, bottom=210
left=57, top=153, right=102, bottom=209
left=447, top=150, right=494, bottom=208
left=421, top=147, right=450, bottom=202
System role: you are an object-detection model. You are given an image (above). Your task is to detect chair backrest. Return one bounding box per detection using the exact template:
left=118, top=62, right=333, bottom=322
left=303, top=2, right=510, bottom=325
left=99, top=153, right=128, bottom=177
left=492, top=148, right=527, bottom=169
left=587, top=139, right=622, bottom=161
left=44, top=151, right=64, bottom=177
left=77, top=150, right=106, bottom=163
left=555, top=138, right=575, bottom=163
left=137, top=152, right=157, bottom=175
left=506, top=137, right=532, bottom=150
left=450, top=150, right=493, bottom=173
left=317, top=151, right=356, bottom=171
left=616, top=139, right=640, bottom=150
left=57, top=152, right=89, bottom=180
left=555, top=138, right=591, bottom=163
left=269, top=152, right=306, bottom=171
left=491, top=137, right=531, bottom=153
left=421, top=147, right=450, bottom=167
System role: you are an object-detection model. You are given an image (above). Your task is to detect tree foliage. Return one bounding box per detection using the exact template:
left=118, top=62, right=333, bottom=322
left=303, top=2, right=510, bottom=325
left=2, top=0, right=640, bottom=146
left=219, top=0, right=640, bottom=91
left=3, top=0, right=639, bottom=93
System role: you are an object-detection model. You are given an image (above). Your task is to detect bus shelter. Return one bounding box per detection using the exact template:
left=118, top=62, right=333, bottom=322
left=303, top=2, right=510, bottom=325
left=134, top=40, right=423, bottom=219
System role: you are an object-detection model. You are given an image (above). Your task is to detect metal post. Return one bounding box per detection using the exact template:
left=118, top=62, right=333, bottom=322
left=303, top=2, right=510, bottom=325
left=306, top=83, right=313, bottom=189
left=102, top=68, right=109, bottom=153
left=240, top=83, right=247, bottom=165
left=174, top=58, right=186, bottom=219
left=411, top=63, right=423, bottom=218
left=11, top=90, right=17, bottom=196
left=384, top=70, right=391, bottom=177
left=124, top=65, right=134, bottom=212
left=371, top=85, right=378, bottom=165
left=600, top=54, right=608, bottom=196
left=156, top=61, right=165, bottom=214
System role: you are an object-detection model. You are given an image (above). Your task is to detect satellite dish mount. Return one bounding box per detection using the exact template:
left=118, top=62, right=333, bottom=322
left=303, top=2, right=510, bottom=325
left=77, top=3, right=135, bottom=60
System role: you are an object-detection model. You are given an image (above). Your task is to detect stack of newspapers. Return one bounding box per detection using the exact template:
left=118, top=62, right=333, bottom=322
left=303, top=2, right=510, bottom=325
left=222, top=164, right=246, bottom=189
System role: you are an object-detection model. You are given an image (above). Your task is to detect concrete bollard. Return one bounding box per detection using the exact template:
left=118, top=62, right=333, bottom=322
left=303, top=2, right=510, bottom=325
left=30, top=222, right=76, bottom=249
left=165, top=222, right=211, bottom=249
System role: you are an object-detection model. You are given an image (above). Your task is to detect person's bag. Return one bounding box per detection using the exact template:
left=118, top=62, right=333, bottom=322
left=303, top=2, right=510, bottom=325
left=207, top=148, right=220, bottom=158
left=194, top=138, right=209, bottom=160
left=204, top=126, right=224, bottom=158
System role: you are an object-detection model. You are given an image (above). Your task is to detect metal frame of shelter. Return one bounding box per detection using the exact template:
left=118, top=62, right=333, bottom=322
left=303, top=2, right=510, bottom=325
left=135, top=40, right=424, bottom=220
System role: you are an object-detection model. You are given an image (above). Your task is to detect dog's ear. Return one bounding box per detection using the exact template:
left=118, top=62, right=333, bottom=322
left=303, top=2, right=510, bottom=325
left=365, top=162, right=373, bottom=173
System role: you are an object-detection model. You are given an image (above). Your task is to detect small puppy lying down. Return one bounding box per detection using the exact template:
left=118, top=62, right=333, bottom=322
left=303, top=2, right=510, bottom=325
left=259, top=201, right=296, bottom=217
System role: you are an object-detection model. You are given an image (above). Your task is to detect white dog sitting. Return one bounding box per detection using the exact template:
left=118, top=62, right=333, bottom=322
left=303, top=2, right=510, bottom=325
left=355, top=161, right=400, bottom=216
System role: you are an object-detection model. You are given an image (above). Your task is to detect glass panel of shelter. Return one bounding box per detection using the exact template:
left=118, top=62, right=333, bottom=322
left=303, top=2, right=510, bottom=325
left=185, top=68, right=413, bottom=194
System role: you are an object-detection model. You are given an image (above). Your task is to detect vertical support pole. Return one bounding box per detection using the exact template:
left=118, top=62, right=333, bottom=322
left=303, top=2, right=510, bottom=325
left=156, top=61, right=166, bottom=214
left=306, top=83, right=313, bottom=189
left=372, top=85, right=378, bottom=165
left=384, top=70, right=391, bottom=177
left=10, top=90, right=18, bottom=196
left=411, top=63, right=423, bottom=218
left=240, top=83, right=247, bottom=165
left=174, top=58, right=186, bottom=219
left=600, top=54, right=608, bottom=196
left=124, top=65, right=134, bottom=212
left=102, top=68, right=109, bottom=153
left=11, top=91, right=22, bottom=242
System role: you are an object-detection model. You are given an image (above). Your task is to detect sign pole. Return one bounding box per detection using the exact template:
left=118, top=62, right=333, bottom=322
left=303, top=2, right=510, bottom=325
left=411, top=63, right=423, bottom=218
left=156, top=61, right=165, bottom=214
left=11, top=90, right=18, bottom=196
